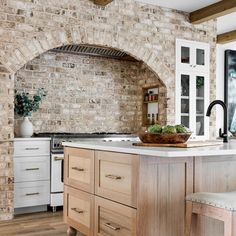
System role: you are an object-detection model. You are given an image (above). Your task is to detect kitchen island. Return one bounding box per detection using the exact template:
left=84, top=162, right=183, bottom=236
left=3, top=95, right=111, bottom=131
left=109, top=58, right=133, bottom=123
left=62, top=140, right=236, bottom=236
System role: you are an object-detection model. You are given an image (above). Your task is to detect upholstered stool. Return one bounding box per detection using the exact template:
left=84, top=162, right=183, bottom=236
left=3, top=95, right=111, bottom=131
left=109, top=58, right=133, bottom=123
left=185, top=191, right=236, bottom=236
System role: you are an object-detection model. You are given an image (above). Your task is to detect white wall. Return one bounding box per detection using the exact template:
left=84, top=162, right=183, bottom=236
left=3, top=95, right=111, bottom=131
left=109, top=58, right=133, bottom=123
left=216, top=42, right=236, bottom=136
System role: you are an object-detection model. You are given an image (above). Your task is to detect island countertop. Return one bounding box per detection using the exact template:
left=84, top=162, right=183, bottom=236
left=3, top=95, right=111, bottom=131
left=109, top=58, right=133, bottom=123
left=62, top=140, right=236, bottom=157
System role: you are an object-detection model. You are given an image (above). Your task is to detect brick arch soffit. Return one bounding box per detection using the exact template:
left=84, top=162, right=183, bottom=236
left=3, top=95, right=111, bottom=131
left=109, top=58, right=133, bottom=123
left=0, top=28, right=171, bottom=89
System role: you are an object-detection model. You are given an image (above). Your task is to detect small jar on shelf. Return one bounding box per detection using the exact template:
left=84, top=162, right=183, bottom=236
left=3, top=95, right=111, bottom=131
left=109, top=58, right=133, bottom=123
left=148, top=91, right=153, bottom=101
left=147, top=114, right=151, bottom=126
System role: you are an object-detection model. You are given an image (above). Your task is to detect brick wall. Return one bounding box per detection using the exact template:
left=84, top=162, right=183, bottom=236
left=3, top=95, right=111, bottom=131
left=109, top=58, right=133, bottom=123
left=14, top=51, right=166, bottom=134
left=0, top=0, right=217, bottom=219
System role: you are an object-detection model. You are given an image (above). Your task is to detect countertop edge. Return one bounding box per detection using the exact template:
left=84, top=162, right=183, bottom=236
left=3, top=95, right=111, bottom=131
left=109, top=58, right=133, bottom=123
left=62, top=141, right=236, bottom=157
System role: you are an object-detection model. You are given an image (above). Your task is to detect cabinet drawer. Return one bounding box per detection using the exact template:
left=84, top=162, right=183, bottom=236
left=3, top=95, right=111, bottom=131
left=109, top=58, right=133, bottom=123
left=64, top=147, right=94, bottom=193
left=95, top=196, right=136, bottom=236
left=64, top=186, right=94, bottom=236
left=14, top=140, right=50, bottom=156
left=14, top=181, right=50, bottom=208
left=95, top=151, right=138, bottom=207
left=14, top=156, right=50, bottom=183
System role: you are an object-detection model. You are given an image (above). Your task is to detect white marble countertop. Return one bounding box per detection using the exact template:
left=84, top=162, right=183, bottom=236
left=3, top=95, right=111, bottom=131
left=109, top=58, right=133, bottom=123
left=62, top=140, right=236, bottom=157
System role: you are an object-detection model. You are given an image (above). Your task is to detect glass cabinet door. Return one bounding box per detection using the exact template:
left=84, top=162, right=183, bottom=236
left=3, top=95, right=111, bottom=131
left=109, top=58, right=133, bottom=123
left=194, top=45, right=209, bottom=72
left=181, top=46, right=190, bottom=65
left=180, top=74, right=190, bottom=128
left=196, top=49, right=205, bottom=66
left=195, top=76, right=205, bottom=136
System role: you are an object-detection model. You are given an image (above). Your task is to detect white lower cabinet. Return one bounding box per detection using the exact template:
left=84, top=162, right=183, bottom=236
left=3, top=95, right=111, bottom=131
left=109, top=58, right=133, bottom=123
left=14, top=181, right=50, bottom=208
left=14, top=138, right=51, bottom=213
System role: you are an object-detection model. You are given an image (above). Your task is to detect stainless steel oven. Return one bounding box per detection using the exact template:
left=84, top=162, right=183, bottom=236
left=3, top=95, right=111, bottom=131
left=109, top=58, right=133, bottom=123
left=50, top=153, right=64, bottom=211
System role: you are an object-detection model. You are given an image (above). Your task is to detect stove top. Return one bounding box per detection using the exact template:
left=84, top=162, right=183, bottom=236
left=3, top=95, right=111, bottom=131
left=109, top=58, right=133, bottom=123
left=34, top=132, right=139, bottom=153
left=34, top=132, right=133, bottom=137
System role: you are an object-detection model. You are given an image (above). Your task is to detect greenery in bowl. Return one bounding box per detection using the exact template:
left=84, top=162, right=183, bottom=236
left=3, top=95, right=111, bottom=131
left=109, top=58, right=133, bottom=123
left=147, top=124, right=190, bottom=134
left=15, top=88, right=47, bottom=117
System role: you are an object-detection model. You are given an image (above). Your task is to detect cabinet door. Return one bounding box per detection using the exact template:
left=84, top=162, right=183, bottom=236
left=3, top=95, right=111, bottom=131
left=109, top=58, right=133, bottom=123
left=176, top=73, right=193, bottom=130
left=64, top=186, right=94, bottom=236
left=176, top=39, right=209, bottom=73
left=176, top=39, right=194, bottom=71
left=176, top=71, right=209, bottom=140
left=14, top=155, right=50, bottom=183
left=194, top=74, right=209, bottom=138
left=193, top=44, right=209, bottom=73
left=64, top=147, right=95, bottom=193
left=95, top=196, right=137, bottom=236
left=14, top=180, right=50, bottom=208
left=95, top=151, right=138, bottom=208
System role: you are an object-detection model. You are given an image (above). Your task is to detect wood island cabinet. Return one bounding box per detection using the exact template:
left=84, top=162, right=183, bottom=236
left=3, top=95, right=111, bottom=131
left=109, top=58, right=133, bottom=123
left=63, top=147, right=194, bottom=236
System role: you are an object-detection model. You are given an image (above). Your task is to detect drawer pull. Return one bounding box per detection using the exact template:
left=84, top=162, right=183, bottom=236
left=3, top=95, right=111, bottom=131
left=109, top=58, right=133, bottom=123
left=25, top=192, right=40, bottom=196
left=104, top=222, right=121, bottom=231
left=25, top=148, right=39, bottom=150
left=105, top=174, right=122, bottom=180
left=25, top=168, right=39, bottom=171
left=71, top=167, right=85, bottom=172
left=54, top=156, right=64, bottom=161
left=71, top=208, right=84, bottom=214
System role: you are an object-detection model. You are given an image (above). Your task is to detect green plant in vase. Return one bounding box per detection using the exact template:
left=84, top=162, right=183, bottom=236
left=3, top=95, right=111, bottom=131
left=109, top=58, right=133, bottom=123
left=15, top=88, right=47, bottom=137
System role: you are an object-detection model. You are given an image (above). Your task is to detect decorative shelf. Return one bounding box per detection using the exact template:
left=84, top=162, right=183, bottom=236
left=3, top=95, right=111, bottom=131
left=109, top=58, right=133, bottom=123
left=142, top=85, right=159, bottom=127
left=143, top=100, right=159, bottom=104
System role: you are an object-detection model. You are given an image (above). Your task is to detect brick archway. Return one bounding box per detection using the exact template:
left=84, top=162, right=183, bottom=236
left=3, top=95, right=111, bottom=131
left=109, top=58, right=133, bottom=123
left=0, top=26, right=171, bottom=220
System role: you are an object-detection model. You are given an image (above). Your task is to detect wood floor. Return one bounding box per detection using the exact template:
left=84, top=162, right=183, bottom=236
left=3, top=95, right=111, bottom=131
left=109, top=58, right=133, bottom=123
left=0, top=211, right=68, bottom=236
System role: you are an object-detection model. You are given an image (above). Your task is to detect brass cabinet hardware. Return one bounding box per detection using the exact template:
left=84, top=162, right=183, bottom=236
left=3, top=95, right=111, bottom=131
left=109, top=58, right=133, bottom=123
left=71, top=208, right=84, bottom=214
left=54, top=156, right=64, bottom=161
left=25, top=147, right=39, bottom=150
left=105, top=174, right=122, bottom=180
left=104, top=222, right=121, bottom=231
left=25, top=168, right=39, bottom=171
left=71, top=167, right=85, bottom=172
left=25, top=192, right=40, bottom=196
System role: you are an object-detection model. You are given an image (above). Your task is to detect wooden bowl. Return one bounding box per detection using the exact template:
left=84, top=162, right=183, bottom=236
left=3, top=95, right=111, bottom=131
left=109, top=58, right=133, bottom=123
left=138, top=131, right=192, bottom=144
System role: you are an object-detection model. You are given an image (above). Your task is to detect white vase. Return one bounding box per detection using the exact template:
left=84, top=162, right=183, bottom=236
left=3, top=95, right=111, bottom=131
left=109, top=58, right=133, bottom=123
left=19, top=117, right=33, bottom=138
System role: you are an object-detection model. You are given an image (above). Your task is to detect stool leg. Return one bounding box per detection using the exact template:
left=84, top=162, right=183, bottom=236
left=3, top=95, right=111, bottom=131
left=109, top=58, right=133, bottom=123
left=186, top=202, right=199, bottom=236
left=224, top=213, right=233, bottom=236
left=185, top=202, right=193, bottom=236
left=190, top=213, right=198, bottom=236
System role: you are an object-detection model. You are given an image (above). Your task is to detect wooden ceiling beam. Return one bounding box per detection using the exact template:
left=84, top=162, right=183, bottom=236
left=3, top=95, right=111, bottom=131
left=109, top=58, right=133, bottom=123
left=217, top=30, right=236, bottom=44
left=94, top=0, right=113, bottom=6
left=190, top=0, right=236, bottom=24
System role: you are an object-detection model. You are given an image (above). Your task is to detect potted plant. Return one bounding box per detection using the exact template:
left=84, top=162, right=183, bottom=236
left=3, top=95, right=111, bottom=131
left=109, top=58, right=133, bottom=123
left=15, top=88, right=47, bottom=137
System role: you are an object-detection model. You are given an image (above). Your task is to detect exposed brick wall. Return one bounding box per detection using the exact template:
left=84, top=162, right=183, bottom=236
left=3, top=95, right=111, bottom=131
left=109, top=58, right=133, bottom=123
left=0, top=0, right=217, bottom=219
left=0, top=72, right=14, bottom=220
left=14, top=51, right=166, bottom=134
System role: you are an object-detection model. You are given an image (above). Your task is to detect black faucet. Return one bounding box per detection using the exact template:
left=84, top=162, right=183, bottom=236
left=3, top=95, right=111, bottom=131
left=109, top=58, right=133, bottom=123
left=206, top=100, right=228, bottom=143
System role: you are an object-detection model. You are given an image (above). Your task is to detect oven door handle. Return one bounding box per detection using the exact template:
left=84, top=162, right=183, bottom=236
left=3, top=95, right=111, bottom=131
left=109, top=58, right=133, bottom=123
left=61, top=159, right=64, bottom=183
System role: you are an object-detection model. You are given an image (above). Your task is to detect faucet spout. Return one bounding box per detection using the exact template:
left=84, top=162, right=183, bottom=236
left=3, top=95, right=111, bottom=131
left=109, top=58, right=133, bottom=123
left=206, top=100, right=228, bottom=143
